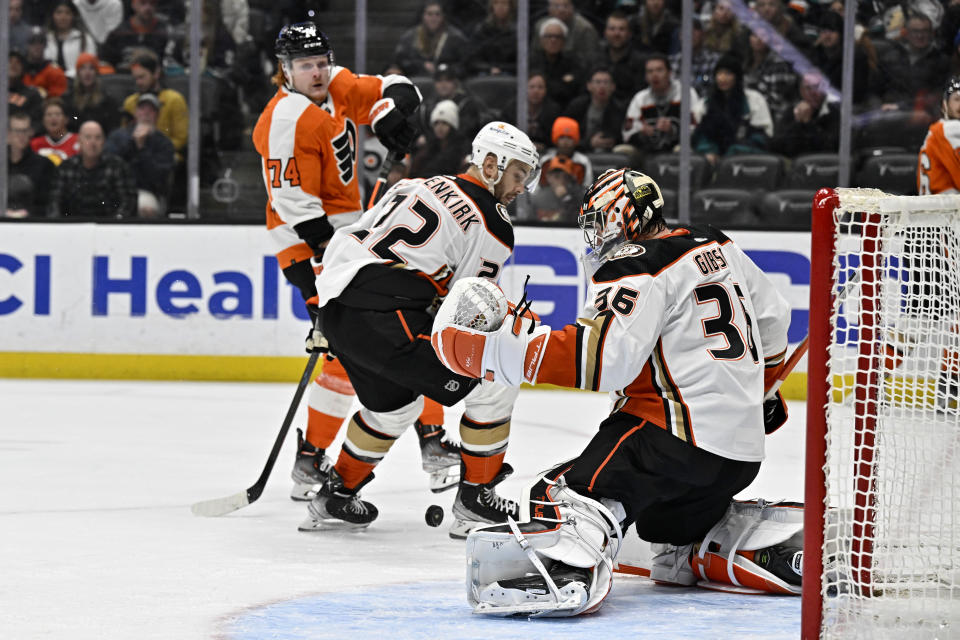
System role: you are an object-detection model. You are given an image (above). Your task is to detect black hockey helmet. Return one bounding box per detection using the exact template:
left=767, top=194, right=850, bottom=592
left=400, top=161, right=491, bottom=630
left=275, top=22, right=334, bottom=65
left=578, top=168, right=664, bottom=256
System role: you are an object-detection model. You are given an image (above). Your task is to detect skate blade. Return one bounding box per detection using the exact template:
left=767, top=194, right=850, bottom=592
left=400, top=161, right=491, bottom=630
left=297, top=515, right=371, bottom=532
left=428, top=468, right=459, bottom=493
left=290, top=483, right=321, bottom=502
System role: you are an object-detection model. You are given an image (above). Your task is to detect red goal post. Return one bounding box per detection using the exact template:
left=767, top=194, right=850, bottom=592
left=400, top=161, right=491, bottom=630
left=804, top=188, right=960, bottom=639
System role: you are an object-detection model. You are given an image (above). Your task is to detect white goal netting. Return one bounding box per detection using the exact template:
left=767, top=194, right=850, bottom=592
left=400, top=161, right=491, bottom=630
left=817, top=189, right=960, bottom=639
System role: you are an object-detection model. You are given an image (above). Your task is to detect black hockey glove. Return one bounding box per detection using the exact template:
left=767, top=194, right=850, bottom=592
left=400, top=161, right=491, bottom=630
left=370, top=98, right=418, bottom=154
left=763, top=390, right=788, bottom=435
left=292, top=216, right=334, bottom=257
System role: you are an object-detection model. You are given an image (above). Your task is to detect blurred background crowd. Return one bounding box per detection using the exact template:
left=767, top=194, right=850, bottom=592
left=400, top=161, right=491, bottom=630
left=2, top=0, right=955, bottom=228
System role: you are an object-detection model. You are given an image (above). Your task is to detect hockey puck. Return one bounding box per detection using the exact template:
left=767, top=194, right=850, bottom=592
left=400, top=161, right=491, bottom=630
left=425, top=504, right=444, bottom=527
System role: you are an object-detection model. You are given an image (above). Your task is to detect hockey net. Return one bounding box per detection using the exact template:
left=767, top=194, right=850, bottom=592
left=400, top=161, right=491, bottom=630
left=804, top=188, right=960, bottom=639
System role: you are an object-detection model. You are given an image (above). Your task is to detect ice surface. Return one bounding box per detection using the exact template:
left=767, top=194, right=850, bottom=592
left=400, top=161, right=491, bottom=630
left=0, top=380, right=804, bottom=639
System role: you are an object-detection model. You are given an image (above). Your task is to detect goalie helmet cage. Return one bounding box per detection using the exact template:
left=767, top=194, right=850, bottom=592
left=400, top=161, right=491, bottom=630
left=803, top=188, right=960, bottom=639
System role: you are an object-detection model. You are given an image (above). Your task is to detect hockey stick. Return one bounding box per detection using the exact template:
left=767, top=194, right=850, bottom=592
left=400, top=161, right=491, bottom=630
left=191, top=344, right=321, bottom=517
left=366, top=150, right=405, bottom=209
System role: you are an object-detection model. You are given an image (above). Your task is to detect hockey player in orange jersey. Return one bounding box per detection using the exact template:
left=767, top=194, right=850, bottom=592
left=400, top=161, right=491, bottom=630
left=918, top=76, right=960, bottom=195
left=252, top=22, right=459, bottom=503
left=433, top=170, right=800, bottom=616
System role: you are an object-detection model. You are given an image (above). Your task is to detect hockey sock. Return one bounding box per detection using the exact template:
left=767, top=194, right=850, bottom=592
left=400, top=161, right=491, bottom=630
left=418, top=397, right=444, bottom=426
left=335, top=412, right=398, bottom=489
left=459, top=415, right=510, bottom=484
left=305, top=356, right=355, bottom=450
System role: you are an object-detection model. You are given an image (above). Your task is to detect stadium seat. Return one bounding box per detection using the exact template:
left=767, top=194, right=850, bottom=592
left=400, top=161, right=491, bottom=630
left=712, top=153, right=785, bottom=191
left=854, top=111, right=928, bottom=153
left=165, top=75, right=219, bottom=119
left=643, top=153, right=710, bottom=191
left=756, top=189, right=817, bottom=230
left=785, top=153, right=840, bottom=190
left=587, top=152, right=631, bottom=177
left=465, top=75, right=517, bottom=111
left=691, top=188, right=759, bottom=227
left=855, top=153, right=918, bottom=195
left=99, top=73, right=137, bottom=107
left=855, top=145, right=908, bottom=170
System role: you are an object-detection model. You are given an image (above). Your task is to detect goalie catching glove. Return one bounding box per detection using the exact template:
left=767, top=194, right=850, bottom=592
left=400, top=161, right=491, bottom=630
left=431, top=277, right=550, bottom=387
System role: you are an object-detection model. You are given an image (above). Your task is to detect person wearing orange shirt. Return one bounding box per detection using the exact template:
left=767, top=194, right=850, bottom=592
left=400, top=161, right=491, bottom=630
left=918, top=76, right=960, bottom=194
left=252, top=22, right=459, bottom=502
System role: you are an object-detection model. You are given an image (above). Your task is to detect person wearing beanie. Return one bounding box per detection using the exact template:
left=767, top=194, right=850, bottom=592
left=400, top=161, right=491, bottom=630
left=538, top=116, right=593, bottom=186
left=61, top=52, right=121, bottom=134
left=692, top=52, right=773, bottom=163
left=411, top=99, right=469, bottom=178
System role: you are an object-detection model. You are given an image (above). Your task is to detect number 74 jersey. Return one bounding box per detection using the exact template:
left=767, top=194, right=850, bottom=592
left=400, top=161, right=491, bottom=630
left=535, top=226, right=790, bottom=462
left=314, top=173, right=514, bottom=309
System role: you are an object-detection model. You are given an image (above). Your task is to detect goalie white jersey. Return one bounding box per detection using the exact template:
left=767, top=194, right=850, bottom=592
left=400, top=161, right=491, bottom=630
left=314, top=173, right=514, bottom=308
left=536, top=225, right=790, bottom=462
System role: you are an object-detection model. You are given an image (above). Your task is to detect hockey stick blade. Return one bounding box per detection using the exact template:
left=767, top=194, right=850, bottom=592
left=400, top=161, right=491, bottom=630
left=190, top=347, right=321, bottom=517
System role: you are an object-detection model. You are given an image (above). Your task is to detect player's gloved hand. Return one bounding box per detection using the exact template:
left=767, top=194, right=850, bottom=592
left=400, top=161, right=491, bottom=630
left=762, top=390, right=788, bottom=435
left=304, top=300, right=328, bottom=354
left=370, top=98, right=417, bottom=153
left=432, top=309, right=551, bottom=387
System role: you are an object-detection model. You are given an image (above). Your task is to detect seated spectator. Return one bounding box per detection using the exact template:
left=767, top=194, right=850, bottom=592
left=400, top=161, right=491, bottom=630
left=62, top=52, right=121, bottom=134
left=48, top=120, right=137, bottom=218
left=7, top=111, right=57, bottom=218
left=810, top=11, right=877, bottom=109
left=106, top=92, right=175, bottom=215
left=418, top=63, right=489, bottom=140
left=123, top=49, right=188, bottom=162
left=631, top=0, right=680, bottom=55
left=523, top=154, right=585, bottom=223
left=504, top=70, right=562, bottom=152
left=31, top=97, right=79, bottom=165
left=621, top=53, right=703, bottom=162
left=43, top=0, right=97, bottom=80
left=754, top=0, right=810, bottom=53
left=744, top=31, right=798, bottom=128
left=394, top=1, right=466, bottom=77
left=595, top=10, right=647, bottom=104
left=74, top=0, right=123, bottom=46
left=532, top=0, right=601, bottom=62
left=410, top=100, right=469, bottom=178
left=669, top=18, right=721, bottom=96
left=693, top=53, right=774, bottom=164
left=540, top=116, right=593, bottom=187
left=465, top=0, right=518, bottom=76
left=703, top=0, right=748, bottom=58
left=10, top=0, right=34, bottom=55
left=100, top=0, right=183, bottom=72
left=21, top=27, right=68, bottom=98
left=771, top=72, right=840, bottom=157
left=529, top=17, right=587, bottom=110
left=564, top=67, right=626, bottom=153
left=9, top=51, right=45, bottom=124
left=880, top=10, right=949, bottom=119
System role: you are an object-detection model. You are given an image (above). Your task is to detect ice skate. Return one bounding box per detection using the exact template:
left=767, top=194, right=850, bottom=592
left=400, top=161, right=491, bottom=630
left=476, top=561, right=592, bottom=616
left=753, top=544, right=803, bottom=586
left=290, top=428, right=333, bottom=501
left=298, top=468, right=378, bottom=531
left=414, top=420, right=460, bottom=493
left=449, top=463, right=519, bottom=539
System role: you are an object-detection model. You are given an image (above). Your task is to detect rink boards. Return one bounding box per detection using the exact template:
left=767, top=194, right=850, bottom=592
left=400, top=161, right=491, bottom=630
left=0, top=223, right=812, bottom=395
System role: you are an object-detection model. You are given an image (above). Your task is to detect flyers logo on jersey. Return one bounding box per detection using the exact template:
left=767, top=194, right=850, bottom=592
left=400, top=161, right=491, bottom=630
left=331, top=119, right=357, bottom=185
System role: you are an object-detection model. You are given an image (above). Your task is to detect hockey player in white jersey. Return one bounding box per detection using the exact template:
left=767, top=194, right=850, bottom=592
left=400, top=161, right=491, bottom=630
left=299, top=122, right=540, bottom=536
left=432, top=168, right=799, bottom=615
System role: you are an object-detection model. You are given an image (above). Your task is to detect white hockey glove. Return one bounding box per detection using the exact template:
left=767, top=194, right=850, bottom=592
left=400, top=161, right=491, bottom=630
left=431, top=278, right=550, bottom=387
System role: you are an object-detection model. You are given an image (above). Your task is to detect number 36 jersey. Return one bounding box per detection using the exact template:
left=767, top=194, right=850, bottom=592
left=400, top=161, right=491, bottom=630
left=535, top=226, right=790, bottom=462
left=314, top=173, right=514, bottom=309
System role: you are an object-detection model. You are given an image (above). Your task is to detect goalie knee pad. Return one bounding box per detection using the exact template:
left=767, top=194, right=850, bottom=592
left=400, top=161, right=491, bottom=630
left=464, top=473, right=623, bottom=617
left=690, top=499, right=804, bottom=595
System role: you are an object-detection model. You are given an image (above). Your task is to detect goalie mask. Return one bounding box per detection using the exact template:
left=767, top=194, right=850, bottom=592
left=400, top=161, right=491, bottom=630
left=470, top=122, right=541, bottom=192
left=578, top=169, right=664, bottom=258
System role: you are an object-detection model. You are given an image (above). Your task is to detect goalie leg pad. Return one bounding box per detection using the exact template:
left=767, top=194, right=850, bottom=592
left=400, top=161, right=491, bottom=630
left=465, top=475, right=623, bottom=617
left=691, top=499, right=804, bottom=595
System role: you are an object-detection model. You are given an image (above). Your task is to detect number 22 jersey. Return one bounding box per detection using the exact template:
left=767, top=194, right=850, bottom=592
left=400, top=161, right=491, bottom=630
left=535, top=225, right=791, bottom=462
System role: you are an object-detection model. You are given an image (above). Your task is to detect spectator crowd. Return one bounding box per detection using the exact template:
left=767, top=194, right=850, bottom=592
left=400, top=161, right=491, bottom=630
left=6, top=0, right=959, bottom=224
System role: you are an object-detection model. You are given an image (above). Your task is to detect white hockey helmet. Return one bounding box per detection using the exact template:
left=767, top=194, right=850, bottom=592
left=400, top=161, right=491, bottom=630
left=470, top=121, right=540, bottom=191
